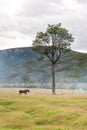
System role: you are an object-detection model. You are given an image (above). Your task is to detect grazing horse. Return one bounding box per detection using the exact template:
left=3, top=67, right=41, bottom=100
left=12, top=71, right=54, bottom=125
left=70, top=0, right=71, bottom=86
left=18, top=89, right=30, bottom=95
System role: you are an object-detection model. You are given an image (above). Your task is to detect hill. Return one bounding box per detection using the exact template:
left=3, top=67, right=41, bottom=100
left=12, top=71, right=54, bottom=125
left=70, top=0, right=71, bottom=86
left=0, top=47, right=87, bottom=89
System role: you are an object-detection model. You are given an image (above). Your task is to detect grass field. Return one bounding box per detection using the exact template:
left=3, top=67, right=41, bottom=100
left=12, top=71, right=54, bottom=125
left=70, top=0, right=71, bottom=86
left=0, top=88, right=87, bottom=130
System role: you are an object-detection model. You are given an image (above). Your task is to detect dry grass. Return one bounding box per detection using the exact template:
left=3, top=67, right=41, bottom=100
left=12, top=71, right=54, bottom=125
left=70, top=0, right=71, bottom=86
left=0, top=88, right=87, bottom=130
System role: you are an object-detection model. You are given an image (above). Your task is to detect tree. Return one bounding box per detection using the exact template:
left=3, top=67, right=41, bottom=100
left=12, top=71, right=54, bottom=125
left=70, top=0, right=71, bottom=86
left=32, top=23, right=74, bottom=94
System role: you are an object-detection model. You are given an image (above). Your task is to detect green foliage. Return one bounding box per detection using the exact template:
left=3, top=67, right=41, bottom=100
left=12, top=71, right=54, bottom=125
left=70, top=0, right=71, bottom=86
left=32, top=23, right=74, bottom=65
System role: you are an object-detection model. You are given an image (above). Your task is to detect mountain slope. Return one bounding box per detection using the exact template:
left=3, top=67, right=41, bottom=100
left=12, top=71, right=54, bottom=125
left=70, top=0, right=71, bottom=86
left=0, top=47, right=87, bottom=88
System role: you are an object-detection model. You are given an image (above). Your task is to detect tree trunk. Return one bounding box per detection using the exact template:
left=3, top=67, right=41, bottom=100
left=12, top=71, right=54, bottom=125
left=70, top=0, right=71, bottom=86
left=52, top=64, right=56, bottom=94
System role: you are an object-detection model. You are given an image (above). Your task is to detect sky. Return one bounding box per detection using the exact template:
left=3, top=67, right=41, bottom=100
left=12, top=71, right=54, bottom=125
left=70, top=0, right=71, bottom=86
left=0, top=0, right=87, bottom=52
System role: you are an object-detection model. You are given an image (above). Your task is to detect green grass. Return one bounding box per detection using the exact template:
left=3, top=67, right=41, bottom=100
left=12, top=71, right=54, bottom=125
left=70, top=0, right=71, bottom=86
left=0, top=92, right=87, bottom=130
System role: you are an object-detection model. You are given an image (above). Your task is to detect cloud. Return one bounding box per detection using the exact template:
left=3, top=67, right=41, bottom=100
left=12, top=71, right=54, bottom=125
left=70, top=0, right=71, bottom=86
left=18, top=0, right=63, bottom=17
left=76, top=0, right=87, bottom=4
left=0, top=0, right=87, bottom=52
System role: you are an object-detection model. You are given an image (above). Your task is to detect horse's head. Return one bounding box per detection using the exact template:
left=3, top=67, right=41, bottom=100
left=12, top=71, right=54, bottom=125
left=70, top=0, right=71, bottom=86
left=26, top=90, right=30, bottom=93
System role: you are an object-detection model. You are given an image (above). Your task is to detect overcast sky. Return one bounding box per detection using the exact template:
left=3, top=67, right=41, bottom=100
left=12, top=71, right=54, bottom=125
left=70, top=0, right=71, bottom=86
left=0, top=0, right=87, bottom=52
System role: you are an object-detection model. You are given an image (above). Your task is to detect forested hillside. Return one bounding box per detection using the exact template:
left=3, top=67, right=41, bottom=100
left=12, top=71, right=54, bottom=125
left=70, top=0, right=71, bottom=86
left=0, top=47, right=87, bottom=89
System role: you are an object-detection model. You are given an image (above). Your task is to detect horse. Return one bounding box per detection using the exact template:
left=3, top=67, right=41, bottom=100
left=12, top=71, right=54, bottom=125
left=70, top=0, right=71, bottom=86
left=18, top=89, right=30, bottom=95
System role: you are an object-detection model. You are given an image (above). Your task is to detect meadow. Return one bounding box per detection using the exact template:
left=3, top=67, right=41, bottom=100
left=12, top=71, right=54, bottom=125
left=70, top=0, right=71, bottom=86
left=0, top=88, right=87, bottom=130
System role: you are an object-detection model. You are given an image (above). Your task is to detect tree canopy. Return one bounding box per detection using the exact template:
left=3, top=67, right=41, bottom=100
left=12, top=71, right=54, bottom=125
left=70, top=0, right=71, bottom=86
left=32, top=23, right=74, bottom=66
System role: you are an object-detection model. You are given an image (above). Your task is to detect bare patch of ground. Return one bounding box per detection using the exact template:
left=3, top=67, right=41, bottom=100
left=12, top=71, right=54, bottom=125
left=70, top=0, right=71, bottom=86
left=0, top=88, right=87, bottom=98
